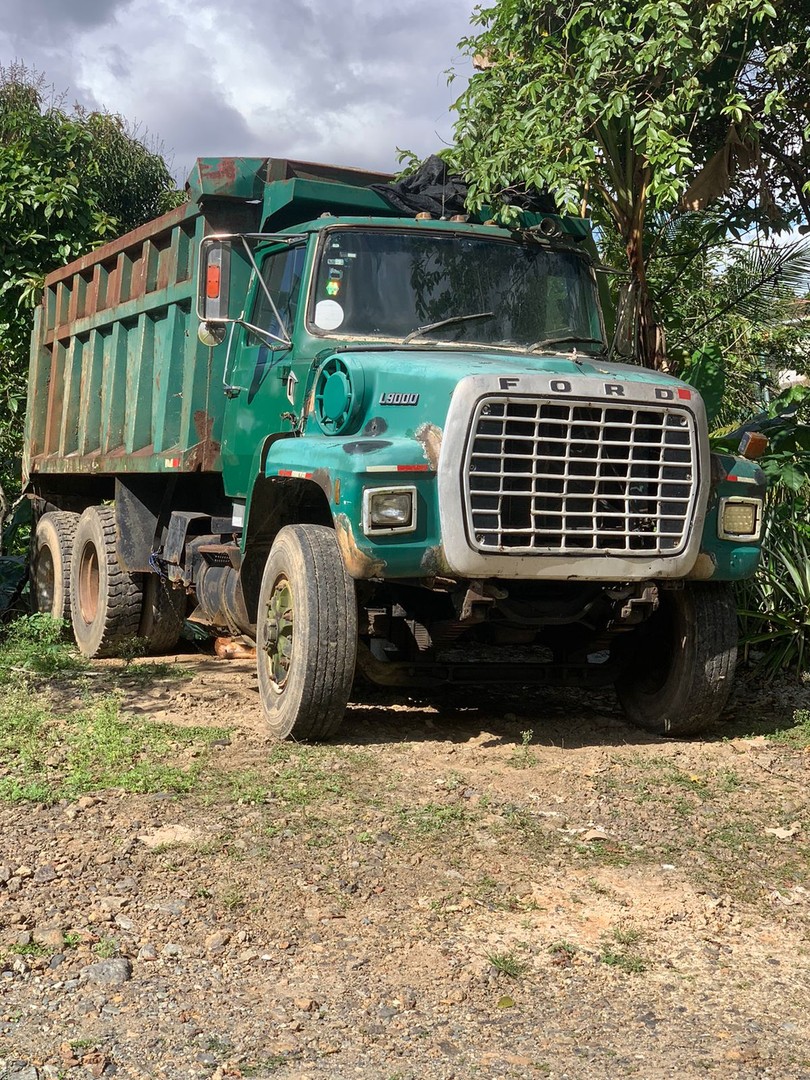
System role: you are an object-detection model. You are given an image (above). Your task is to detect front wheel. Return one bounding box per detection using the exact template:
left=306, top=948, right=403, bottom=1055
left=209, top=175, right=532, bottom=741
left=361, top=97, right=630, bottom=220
left=614, top=582, right=738, bottom=736
left=256, top=524, right=357, bottom=740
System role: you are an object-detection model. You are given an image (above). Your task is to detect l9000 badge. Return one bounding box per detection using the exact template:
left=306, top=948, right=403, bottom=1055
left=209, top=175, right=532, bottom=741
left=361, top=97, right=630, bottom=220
left=379, top=392, right=420, bottom=405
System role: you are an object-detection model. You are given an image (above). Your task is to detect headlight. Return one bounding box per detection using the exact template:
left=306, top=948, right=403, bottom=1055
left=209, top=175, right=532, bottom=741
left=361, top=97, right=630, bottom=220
left=362, top=487, right=417, bottom=534
left=718, top=497, right=763, bottom=541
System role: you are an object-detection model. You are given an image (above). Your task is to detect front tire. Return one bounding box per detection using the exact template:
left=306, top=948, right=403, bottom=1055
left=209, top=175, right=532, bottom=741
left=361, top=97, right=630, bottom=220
left=70, top=505, right=143, bottom=658
left=31, top=511, right=80, bottom=624
left=614, top=582, right=738, bottom=736
left=257, top=524, right=357, bottom=740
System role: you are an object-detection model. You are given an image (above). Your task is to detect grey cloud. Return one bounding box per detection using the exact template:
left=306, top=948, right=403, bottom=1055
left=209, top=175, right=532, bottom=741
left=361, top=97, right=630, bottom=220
left=2, top=0, right=130, bottom=43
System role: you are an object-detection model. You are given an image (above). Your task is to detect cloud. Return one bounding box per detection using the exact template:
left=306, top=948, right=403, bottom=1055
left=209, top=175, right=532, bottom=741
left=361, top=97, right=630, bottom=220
left=0, top=0, right=475, bottom=184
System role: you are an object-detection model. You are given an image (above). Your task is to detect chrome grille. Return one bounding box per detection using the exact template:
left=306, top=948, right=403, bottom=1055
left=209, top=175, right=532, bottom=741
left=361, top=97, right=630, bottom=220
left=465, top=397, right=698, bottom=555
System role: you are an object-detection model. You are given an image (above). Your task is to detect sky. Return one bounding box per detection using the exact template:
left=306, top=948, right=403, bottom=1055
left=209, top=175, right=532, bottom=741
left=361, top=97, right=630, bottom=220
left=0, top=0, right=477, bottom=184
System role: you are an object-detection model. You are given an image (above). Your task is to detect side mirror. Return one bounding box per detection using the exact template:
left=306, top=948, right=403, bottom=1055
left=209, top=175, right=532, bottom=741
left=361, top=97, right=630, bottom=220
left=197, top=239, right=233, bottom=323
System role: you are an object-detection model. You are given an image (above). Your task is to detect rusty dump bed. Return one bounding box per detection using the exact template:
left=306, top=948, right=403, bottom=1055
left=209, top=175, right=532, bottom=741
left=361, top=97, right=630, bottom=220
left=22, top=155, right=393, bottom=485
left=22, top=197, right=255, bottom=483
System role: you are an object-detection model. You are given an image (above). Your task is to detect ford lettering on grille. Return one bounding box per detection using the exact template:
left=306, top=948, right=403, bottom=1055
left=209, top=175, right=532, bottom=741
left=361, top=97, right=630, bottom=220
left=464, top=397, right=698, bottom=555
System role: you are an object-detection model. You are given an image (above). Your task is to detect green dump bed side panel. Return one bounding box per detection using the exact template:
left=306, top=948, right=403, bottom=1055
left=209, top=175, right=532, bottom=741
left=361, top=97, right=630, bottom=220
left=23, top=193, right=259, bottom=483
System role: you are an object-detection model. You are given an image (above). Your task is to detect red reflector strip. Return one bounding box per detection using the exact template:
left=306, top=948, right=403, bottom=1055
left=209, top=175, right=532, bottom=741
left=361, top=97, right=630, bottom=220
left=677, top=388, right=692, bottom=400
left=366, top=464, right=433, bottom=473
left=726, top=474, right=738, bottom=481
left=277, top=469, right=313, bottom=480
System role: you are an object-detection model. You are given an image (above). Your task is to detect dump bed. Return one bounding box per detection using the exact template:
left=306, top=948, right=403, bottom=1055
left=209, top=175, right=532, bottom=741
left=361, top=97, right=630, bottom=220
left=22, top=156, right=394, bottom=485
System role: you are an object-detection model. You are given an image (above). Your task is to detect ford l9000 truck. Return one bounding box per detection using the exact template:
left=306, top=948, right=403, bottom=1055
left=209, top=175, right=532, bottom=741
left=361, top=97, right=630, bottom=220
left=23, top=157, right=766, bottom=739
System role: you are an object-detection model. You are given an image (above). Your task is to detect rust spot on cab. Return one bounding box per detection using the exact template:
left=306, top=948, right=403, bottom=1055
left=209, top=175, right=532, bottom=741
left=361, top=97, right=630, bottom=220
left=420, top=544, right=453, bottom=577
left=334, top=514, right=386, bottom=579
left=311, top=468, right=332, bottom=501
left=415, top=423, right=443, bottom=471
left=188, top=409, right=221, bottom=471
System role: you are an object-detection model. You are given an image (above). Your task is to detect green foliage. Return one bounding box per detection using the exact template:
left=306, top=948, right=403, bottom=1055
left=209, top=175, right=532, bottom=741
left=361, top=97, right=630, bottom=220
left=738, top=511, right=810, bottom=678
left=0, top=612, right=87, bottom=682
left=0, top=616, right=229, bottom=803
left=0, top=64, right=183, bottom=489
left=451, top=1, right=808, bottom=365
left=454, top=0, right=775, bottom=218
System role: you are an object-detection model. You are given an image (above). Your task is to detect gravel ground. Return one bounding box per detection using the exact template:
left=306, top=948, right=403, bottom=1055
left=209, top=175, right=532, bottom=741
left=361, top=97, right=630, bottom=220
left=1, top=654, right=809, bottom=1080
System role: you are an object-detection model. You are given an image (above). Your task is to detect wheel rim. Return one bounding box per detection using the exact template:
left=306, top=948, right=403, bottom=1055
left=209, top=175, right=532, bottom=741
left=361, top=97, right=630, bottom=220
left=77, top=542, right=100, bottom=624
left=34, top=547, right=55, bottom=613
left=262, top=575, right=294, bottom=693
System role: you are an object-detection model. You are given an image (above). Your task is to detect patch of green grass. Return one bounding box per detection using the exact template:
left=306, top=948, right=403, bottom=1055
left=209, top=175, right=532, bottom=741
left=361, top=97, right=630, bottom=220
left=396, top=803, right=468, bottom=836
left=241, top=1058, right=288, bottom=1076
left=9, top=941, right=51, bottom=957
left=548, top=940, right=578, bottom=959
left=225, top=745, right=376, bottom=810
left=93, top=936, right=118, bottom=958
left=599, top=947, right=646, bottom=974
left=599, top=924, right=646, bottom=973
left=609, top=924, right=643, bottom=947
left=508, top=729, right=537, bottom=770
left=769, top=709, right=810, bottom=748
left=219, top=885, right=245, bottom=910
left=0, top=614, right=87, bottom=684
left=716, top=767, right=743, bottom=792
left=0, top=685, right=230, bottom=804
left=63, top=932, right=81, bottom=949
left=487, top=950, right=529, bottom=978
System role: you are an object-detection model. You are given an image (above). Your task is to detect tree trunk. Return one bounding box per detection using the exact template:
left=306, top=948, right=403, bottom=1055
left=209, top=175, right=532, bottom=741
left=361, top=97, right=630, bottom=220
left=625, top=216, right=667, bottom=370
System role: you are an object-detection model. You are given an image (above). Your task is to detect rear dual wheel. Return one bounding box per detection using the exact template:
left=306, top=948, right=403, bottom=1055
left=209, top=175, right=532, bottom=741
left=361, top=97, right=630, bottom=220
left=31, top=511, right=80, bottom=625
left=70, top=505, right=143, bottom=658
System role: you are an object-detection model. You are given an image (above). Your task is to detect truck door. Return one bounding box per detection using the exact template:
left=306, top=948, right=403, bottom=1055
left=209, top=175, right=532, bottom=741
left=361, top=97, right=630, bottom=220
left=220, top=242, right=308, bottom=497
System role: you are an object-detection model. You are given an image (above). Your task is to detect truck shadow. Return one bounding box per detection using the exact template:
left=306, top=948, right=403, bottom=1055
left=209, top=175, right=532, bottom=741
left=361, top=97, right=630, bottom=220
left=339, top=684, right=663, bottom=751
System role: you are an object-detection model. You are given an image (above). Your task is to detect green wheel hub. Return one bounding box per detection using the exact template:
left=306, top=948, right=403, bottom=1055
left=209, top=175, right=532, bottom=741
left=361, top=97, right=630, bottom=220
left=263, top=576, right=294, bottom=689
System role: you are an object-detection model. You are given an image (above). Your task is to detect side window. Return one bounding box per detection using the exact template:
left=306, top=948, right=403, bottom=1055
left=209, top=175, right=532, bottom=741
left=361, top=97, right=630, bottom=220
left=247, top=245, right=306, bottom=345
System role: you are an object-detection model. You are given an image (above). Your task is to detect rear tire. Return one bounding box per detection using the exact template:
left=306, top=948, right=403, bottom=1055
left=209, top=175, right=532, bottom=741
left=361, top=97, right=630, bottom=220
left=70, top=505, right=143, bottom=658
left=139, top=573, right=186, bottom=653
left=614, top=582, right=738, bottom=736
left=257, top=524, right=357, bottom=741
left=31, top=511, right=80, bottom=624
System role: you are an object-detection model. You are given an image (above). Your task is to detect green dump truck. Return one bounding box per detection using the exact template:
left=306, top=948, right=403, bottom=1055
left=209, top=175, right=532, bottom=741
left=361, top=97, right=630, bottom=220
left=23, top=156, right=767, bottom=739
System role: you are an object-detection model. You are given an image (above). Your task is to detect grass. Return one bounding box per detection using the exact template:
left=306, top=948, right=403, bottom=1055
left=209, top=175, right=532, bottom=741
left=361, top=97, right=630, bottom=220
left=508, top=729, right=537, bottom=769
left=598, top=925, right=647, bottom=973
left=769, top=708, right=810, bottom=748
left=396, top=803, right=468, bottom=836
left=225, top=745, right=375, bottom=809
left=93, top=936, right=118, bottom=958
left=487, top=950, right=529, bottom=978
left=9, top=941, right=51, bottom=957
left=0, top=618, right=231, bottom=804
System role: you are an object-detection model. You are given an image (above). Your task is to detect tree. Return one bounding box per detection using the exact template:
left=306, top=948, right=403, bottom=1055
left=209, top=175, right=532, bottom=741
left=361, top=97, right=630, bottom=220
left=450, top=0, right=808, bottom=368
left=0, top=64, right=183, bottom=489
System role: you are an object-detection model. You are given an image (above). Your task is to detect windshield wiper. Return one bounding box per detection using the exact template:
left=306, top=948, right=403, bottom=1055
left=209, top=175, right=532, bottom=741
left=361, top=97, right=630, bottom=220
left=527, top=335, right=606, bottom=353
left=403, top=311, right=495, bottom=344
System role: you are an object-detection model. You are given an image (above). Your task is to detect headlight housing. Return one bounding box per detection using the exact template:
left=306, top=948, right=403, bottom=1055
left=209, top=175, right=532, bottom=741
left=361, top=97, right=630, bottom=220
left=718, top=497, right=763, bottom=541
left=362, top=487, right=417, bottom=535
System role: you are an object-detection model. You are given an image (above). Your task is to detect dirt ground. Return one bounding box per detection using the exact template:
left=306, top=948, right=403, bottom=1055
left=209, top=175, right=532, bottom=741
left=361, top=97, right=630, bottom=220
left=1, top=651, right=809, bottom=1080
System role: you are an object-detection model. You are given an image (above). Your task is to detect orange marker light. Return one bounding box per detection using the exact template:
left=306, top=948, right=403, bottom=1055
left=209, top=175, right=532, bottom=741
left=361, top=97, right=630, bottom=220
left=206, top=264, right=221, bottom=299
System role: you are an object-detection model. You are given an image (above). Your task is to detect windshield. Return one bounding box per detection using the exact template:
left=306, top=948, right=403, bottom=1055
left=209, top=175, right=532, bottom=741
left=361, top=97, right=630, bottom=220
left=308, top=228, right=604, bottom=351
